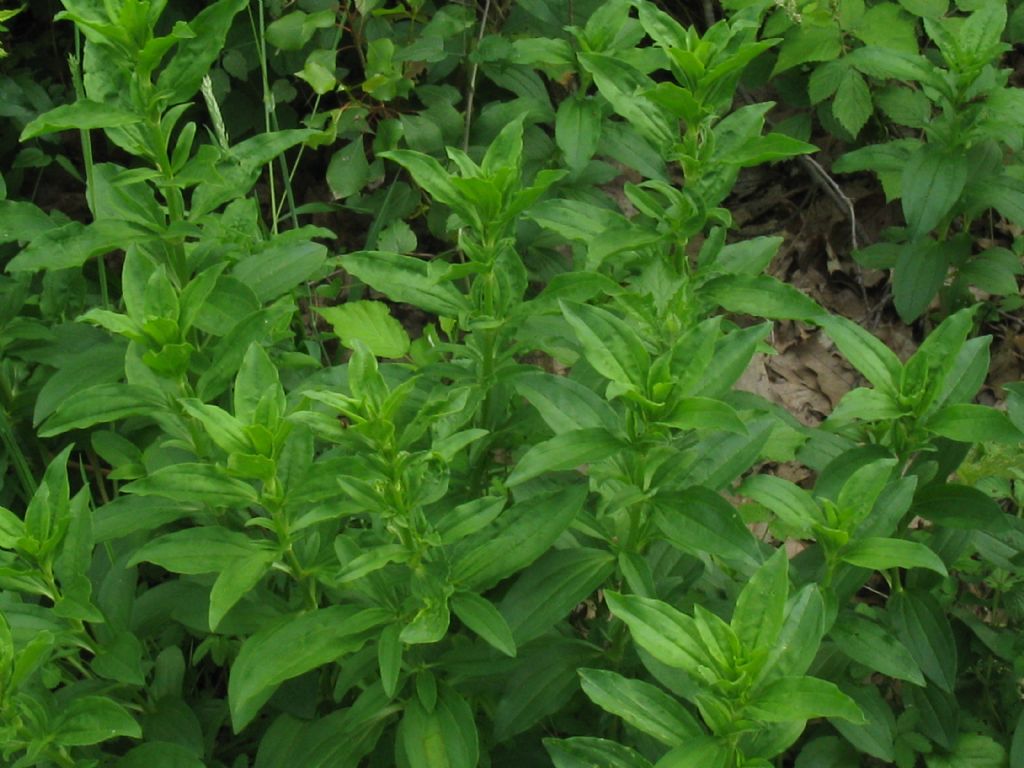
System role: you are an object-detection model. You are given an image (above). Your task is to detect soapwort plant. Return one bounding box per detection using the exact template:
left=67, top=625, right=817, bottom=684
left=0, top=0, right=1023, bottom=766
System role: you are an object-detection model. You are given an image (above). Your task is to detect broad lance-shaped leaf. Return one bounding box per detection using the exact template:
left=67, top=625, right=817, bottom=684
left=7, top=219, right=153, bottom=272
left=122, top=464, right=259, bottom=506
left=654, top=487, right=761, bottom=566
left=127, top=527, right=271, bottom=575
left=514, top=371, right=619, bottom=434
left=342, top=250, right=470, bottom=317
left=545, top=737, right=653, bottom=768
left=703, top=274, right=826, bottom=322
left=21, top=101, right=141, bottom=140
left=397, top=687, right=479, bottom=768
left=819, top=314, right=901, bottom=394
left=739, top=474, right=819, bottom=535
left=506, top=427, right=625, bottom=486
left=230, top=605, right=390, bottom=731
left=578, top=669, right=702, bottom=747
left=450, top=592, right=516, bottom=657
left=209, top=550, right=276, bottom=631
left=157, top=0, right=249, bottom=104
left=901, top=145, right=967, bottom=239
left=451, top=485, right=586, bottom=590
left=500, top=548, right=615, bottom=645
left=910, top=483, right=1010, bottom=533
left=732, top=547, right=789, bottom=655
left=556, top=95, right=602, bottom=172
left=560, top=301, right=649, bottom=390
left=744, top=676, right=865, bottom=724
left=656, top=396, right=746, bottom=434
left=840, top=537, right=947, bottom=576
left=889, top=590, right=957, bottom=692
left=604, top=591, right=711, bottom=677
left=926, top=404, right=1024, bottom=444
left=829, top=611, right=924, bottom=685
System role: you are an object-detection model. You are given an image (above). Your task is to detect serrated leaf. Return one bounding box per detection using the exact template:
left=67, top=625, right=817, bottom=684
left=833, top=69, right=872, bottom=137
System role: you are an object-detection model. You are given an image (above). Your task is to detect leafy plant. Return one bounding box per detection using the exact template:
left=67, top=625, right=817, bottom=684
left=1, top=0, right=1023, bottom=765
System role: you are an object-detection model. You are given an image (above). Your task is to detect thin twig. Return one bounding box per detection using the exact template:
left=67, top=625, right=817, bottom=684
left=797, top=153, right=867, bottom=251
left=702, top=0, right=715, bottom=28
left=461, top=0, right=493, bottom=152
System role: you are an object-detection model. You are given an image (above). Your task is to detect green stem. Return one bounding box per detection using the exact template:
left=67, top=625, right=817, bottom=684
left=0, top=406, right=36, bottom=501
left=250, top=0, right=279, bottom=234
left=71, top=34, right=109, bottom=308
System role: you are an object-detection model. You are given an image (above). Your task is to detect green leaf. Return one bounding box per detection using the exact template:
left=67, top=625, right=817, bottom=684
left=0, top=200, right=57, bottom=243
left=556, top=95, right=602, bottom=172
left=117, top=742, right=206, bottom=768
left=123, top=464, right=259, bottom=506
left=578, top=669, right=702, bottom=747
left=773, top=23, right=843, bottom=75
left=927, top=734, right=1007, bottom=768
left=745, top=676, right=864, bottom=724
left=196, top=302, right=294, bottom=402
left=739, top=475, right=819, bottom=534
left=926, top=404, right=1024, bottom=443
left=893, top=238, right=950, bottom=323
left=889, top=590, right=957, bottom=692
left=545, top=737, right=653, bottom=768
left=901, top=145, right=967, bottom=239
left=37, top=380, right=165, bottom=438
left=654, top=488, right=761, bottom=566
left=657, top=396, right=746, bottom=434
left=209, top=551, right=276, bottom=630
left=6, top=219, right=151, bottom=272
left=54, top=696, right=141, bottom=746
left=653, top=737, right=732, bottom=768
left=499, top=547, right=616, bottom=644
left=378, top=623, right=403, bottom=698
left=451, top=485, right=587, bottom=590
left=450, top=592, right=516, bottom=656
left=157, top=0, right=249, bottom=104
left=703, top=274, right=826, bottom=322
left=732, top=548, right=789, bottom=655
left=514, top=371, right=619, bottom=434
left=493, top=640, right=594, bottom=740
left=230, top=605, right=390, bottom=731
left=265, top=9, right=335, bottom=50
left=840, top=537, right=948, bottom=575
left=897, top=0, right=947, bottom=17
left=561, top=301, right=649, bottom=389
left=379, top=149, right=465, bottom=212
left=343, top=251, right=470, bottom=317
left=507, top=427, right=625, bottom=486
left=180, top=398, right=250, bottom=454
left=232, top=232, right=329, bottom=303
left=829, top=683, right=897, bottom=761
left=755, top=585, right=827, bottom=684
left=578, top=52, right=675, bottom=146
left=829, top=611, right=924, bottom=684
left=327, top=139, right=371, bottom=199
left=21, top=101, right=141, bottom=140
left=316, top=300, right=410, bottom=358
left=127, top=527, right=268, bottom=574
left=832, top=69, right=872, bottom=137
left=604, top=591, right=711, bottom=676
left=396, top=687, right=478, bottom=768
left=827, top=387, right=903, bottom=427
left=910, top=483, right=1010, bottom=532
